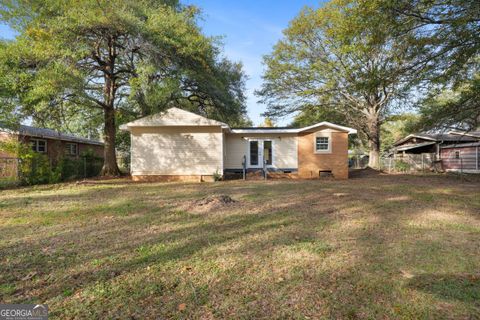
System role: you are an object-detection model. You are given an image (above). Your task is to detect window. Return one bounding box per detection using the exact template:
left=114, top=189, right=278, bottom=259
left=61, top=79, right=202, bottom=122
left=315, top=136, right=330, bottom=152
left=454, top=150, right=460, bottom=159
left=30, top=139, right=47, bottom=153
left=65, top=143, right=78, bottom=156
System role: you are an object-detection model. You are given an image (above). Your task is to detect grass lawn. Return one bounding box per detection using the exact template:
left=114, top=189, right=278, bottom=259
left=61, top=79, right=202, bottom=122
left=1, top=172, right=479, bottom=319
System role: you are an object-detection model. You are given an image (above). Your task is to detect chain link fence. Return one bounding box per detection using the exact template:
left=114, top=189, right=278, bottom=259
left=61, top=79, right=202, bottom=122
left=379, top=153, right=479, bottom=174
left=380, top=153, right=437, bottom=173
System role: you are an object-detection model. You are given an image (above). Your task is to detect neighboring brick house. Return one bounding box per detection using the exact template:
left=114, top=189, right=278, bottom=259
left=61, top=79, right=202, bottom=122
left=0, top=125, right=104, bottom=162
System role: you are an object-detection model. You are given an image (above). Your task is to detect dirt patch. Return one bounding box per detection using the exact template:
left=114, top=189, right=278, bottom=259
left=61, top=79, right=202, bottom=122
left=184, top=194, right=237, bottom=213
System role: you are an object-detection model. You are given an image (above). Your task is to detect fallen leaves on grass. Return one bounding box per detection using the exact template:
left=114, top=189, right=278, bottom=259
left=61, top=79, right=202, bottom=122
left=178, top=303, right=187, bottom=311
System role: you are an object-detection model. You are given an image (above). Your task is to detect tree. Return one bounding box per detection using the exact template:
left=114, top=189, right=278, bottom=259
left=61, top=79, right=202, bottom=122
left=290, top=104, right=348, bottom=128
left=0, top=0, right=247, bottom=176
left=256, top=0, right=422, bottom=168
left=262, top=117, right=275, bottom=127
left=384, top=0, right=480, bottom=130
left=380, top=113, right=419, bottom=153
left=417, top=73, right=480, bottom=131
left=388, top=0, right=480, bottom=82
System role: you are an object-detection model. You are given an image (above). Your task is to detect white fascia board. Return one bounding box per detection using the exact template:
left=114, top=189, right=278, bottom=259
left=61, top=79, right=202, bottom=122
left=297, top=121, right=357, bottom=134
left=393, top=134, right=437, bottom=146
left=231, top=122, right=358, bottom=135
left=230, top=128, right=299, bottom=134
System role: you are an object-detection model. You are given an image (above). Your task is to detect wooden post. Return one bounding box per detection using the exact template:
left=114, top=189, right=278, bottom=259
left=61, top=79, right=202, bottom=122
left=263, top=159, right=267, bottom=181
left=422, top=153, right=425, bottom=174
left=242, top=155, right=246, bottom=180
left=84, top=157, right=87, bottom=179
left=476, top=146, right=479, bottom=171
left=460, top=157, right=464, bottom=182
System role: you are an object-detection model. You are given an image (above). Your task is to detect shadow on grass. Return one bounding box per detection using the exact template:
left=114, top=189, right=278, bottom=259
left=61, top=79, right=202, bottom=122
left=1, top=175, right=480, bottom=318
left=0, top=194, right=319, bottom=305
left=407, top=273, right=480, bottom=303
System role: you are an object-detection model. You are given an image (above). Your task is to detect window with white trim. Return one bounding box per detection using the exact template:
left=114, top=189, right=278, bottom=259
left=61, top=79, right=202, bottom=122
left=454, top=150, right=460, bottom=159
left=30, top=139, right=47, bottom=153
left=65, top=143, right=78, bottom=156
left=315, top=136, right=330, bottom=152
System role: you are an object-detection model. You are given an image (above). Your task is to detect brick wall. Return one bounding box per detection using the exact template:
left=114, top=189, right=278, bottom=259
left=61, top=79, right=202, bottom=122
left=297, top=129, right=349, bottom=179
left=19, top=135, right=104, bottom=163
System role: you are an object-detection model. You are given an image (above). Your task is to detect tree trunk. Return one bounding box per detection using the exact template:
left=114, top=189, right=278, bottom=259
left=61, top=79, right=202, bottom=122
left=100, top=35, right=121, bottom=177
left=101, top=106, right=121, bottom=176
left=368, top=140, right=380, bottom=169
left=367, top=117, right=381, bottom=169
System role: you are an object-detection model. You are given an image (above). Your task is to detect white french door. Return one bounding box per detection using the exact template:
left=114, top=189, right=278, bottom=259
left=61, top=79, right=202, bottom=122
left=248, top=140, right=273, bottom=168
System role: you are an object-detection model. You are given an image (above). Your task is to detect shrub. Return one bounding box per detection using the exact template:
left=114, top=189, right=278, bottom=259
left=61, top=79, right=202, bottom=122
left=395, top=159, right=411, bottom=172
left=60, top=150, right=103, bottom=181
left=213, top=169, right=222, bottom=182
left=0, top=139, right=103, bottom=185
left=0, top=138, right=59, bottom=185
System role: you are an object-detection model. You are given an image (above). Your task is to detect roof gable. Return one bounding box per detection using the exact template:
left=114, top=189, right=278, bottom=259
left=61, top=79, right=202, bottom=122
left=394, top=132, right=478, bottom=146
left=297, top=122, right=357, bottom=134
left=120, top=108, right=228, bottom=130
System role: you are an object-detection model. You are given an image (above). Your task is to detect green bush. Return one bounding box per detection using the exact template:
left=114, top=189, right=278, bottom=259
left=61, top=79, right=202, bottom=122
left=395, top=159, right=411, bottom=172
left=0, top=139, right=103, bottom=185
left=0, top=139, right=58, bottom=185
left=60, top=150, right=103, bottom=181
left=19, top=151, right=62, bottom=185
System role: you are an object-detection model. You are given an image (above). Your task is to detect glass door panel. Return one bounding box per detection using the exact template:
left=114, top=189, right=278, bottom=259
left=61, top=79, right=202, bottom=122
left=249, top=141, right=258, bottom=166
left=263, top=140, right=272, bottom=165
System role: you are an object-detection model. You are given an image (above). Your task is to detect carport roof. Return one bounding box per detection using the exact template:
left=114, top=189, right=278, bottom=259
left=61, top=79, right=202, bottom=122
left=394, top=141, right=436, bottom=152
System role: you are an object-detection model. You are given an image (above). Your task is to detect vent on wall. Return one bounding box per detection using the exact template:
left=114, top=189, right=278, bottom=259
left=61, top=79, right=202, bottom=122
left=319, top=170, right=333, bottom=178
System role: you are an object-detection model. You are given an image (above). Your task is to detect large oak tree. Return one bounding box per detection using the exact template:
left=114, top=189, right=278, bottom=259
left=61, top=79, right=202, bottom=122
left=257, top=0, right=426, bottom=168
left=386, top=0, right=480, bottom=131
left=0, top=0, right=247, bottom=175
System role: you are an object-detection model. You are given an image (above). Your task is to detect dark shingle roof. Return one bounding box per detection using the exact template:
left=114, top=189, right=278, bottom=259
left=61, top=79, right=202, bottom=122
left=441, top=141, right=480, bottom=148
left=415, top=132, right=479, bottom=142
left=394, top=132, right=478, bottom=146
left=3, top=124, right=104, bottom=146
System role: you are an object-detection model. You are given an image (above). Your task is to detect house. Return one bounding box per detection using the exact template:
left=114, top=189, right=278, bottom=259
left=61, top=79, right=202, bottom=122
left=120, top=107, right=357, bottom=181
left=0, top=124, right=104, bottom=161
left=391, top=131, right=480, bottom=172
left=440, top=142, right=480, bottom=173
left=392, top=132, right=479, bottom=157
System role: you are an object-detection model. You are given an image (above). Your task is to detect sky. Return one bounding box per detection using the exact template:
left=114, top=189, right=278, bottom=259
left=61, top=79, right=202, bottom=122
left=0, top=1, right=326, bottom=126
left=186, top=0, right=325, bottom=125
